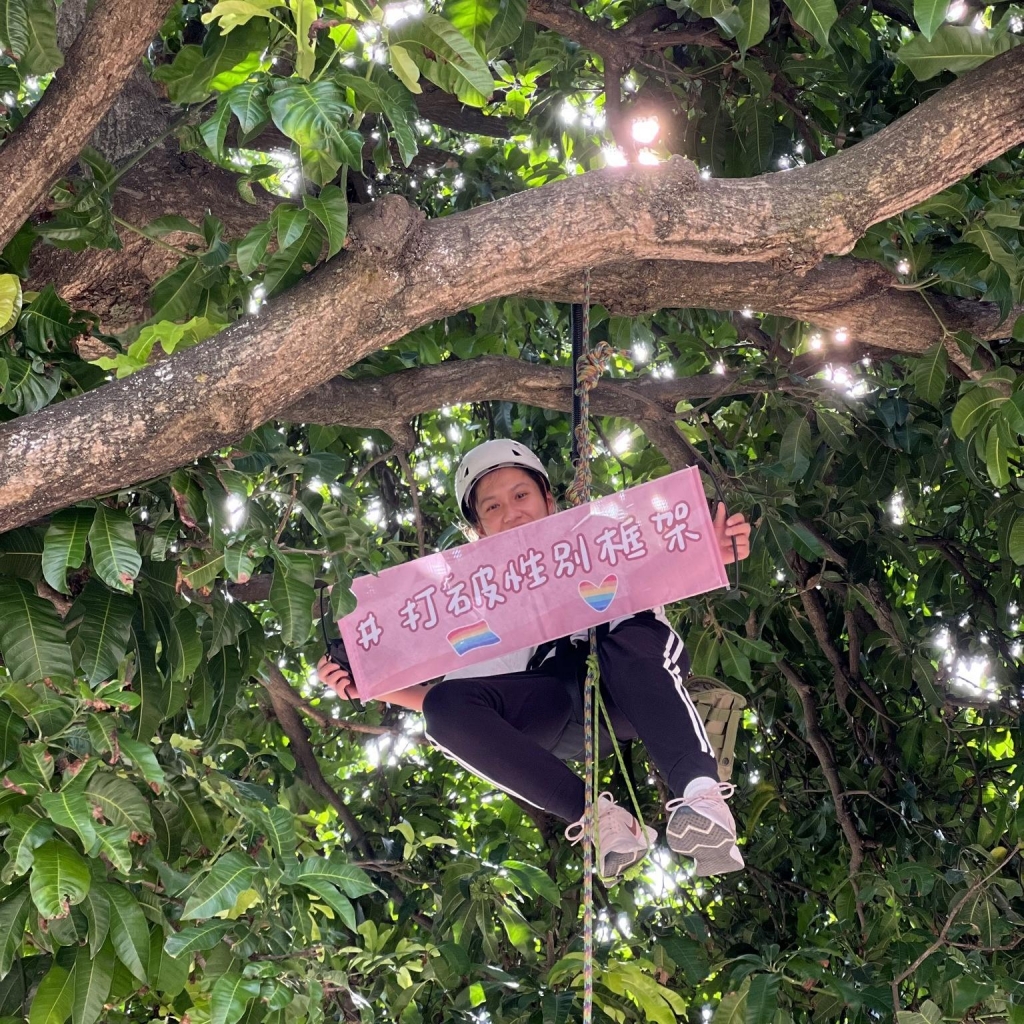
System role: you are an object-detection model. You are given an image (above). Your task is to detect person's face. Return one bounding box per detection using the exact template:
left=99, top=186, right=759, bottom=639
left=472, top=467, right=555, bottom=537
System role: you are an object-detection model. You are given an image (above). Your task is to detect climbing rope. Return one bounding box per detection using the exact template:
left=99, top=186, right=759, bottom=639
left=566, top=279, right=744, bottom=1024
left=566, top=273, right=599, bottom=1024
left=568, top=279, right=650, bottom=1024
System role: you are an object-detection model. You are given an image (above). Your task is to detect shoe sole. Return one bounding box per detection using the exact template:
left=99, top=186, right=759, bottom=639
left=602, top=846, right=648, bottom=880
left=666, top=809, right=744, bottom=876
left=601, top=826, right=657, bottom=882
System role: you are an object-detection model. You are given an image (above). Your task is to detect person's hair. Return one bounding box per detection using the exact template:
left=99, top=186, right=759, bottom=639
left=467, top=467, right=551, bottom=528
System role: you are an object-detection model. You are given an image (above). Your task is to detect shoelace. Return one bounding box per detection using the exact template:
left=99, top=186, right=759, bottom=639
left=665, top=781, right=736, bottom=815
left=565, top=791, right=617, bottom=844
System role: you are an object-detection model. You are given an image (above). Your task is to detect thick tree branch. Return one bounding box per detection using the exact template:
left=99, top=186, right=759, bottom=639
left=0, top=0, right=175, bottom=250
left=537, top=258, right=1024, bottom=353
left=3, top=49, right=1024, bottom=531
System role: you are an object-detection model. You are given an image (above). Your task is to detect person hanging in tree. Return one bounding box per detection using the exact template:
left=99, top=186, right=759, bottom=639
left=318, top=439, right=752, bottom=881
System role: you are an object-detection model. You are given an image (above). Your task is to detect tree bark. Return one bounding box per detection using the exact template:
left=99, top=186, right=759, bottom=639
left=3, top=47, right=1024, bottom=532
left=0, top=0, right=176, bottom=251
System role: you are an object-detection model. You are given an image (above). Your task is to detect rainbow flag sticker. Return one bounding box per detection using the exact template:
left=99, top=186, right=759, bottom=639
left=447, top=620, right=502, bottom=657
left=578, top=575, right=618, bottom=613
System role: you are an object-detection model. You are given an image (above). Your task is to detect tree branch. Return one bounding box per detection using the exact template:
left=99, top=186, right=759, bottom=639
left=4, top=49, right=1024, bottom=530
left=890, top=843, right=1022, bottom=1012
left=0, top=0, right=175, bottom=250
left=260, top=662, right=373, bottom=858
left=777, top=659, right=868, bottom=885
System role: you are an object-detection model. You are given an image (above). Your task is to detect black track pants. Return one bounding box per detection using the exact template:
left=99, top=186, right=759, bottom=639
left=421, top=614, right=719, bottom=822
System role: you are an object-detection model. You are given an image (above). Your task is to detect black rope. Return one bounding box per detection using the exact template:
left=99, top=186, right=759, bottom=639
left=570, top=302, right=585, bottom=466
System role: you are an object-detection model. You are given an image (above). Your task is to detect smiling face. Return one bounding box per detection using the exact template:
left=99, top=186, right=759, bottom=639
left=471, top=467, right=555, bottom=537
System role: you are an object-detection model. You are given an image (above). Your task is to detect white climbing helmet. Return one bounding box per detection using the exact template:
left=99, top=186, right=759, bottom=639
left=455, top=439, right=550, bottom=520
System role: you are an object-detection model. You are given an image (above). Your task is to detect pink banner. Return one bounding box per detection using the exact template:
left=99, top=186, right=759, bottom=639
left=339, top=467, right=728, bottom=699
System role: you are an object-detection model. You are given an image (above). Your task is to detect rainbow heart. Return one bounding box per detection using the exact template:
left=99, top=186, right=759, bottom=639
left=578, top=575, right=618, bottom=613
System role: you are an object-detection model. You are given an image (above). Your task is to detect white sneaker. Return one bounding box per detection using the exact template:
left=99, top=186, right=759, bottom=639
left=665, top=783, right=744, bottom=876
left=565, top=792, right=656, bottom=882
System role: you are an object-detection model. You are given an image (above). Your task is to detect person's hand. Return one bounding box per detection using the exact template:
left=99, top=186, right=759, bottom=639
left=317, top=655, right=358, bottom=701
left=713, top=504, right=751, bottom=564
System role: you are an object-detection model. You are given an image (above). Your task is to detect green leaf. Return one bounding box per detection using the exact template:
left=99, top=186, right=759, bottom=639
left=913, top=0, right=947, bottom=40
left=41, top=509, right=93, bottom=595
left=149, top=259, right=207, bottom=323
left=779, top=416, right=813, bottom=479
left=102, top=883, right=149, bottom=983
left=951, top=386, right=1006, bottom=439
left=17, top=286, right=80, bottom=353
left=150, top=927, right=189, bottom=997
left=910, top=343, right=948, bottom=406
left=88, top=505, right=142, bottom=594
left=93, top=826, right=133, bottom=876
left=390, top=14, right=495, bottom=105
left=303, top=185, right=348, bottom=260
left=202, top=0, right=279, bottom=33
left=984, top=417, right=1014, bottom=488
left=291, top=856, right=377, bottom=898
left=713, top=987, right=749, bottom=1024
left=679, top=0, right=744, bottom=37
left=85, top=774, right=153, bottom=838
left=736, top=0, right=770, bottom=50
left=0, top=0, right=29, bottom=60
left=236, top=220, right=272, bottom=275
left=257, top=806, right=298, bottom=869
left=153, top=21, right=266, bottom=104
left=0, top=578, right=74, bottom=684
left=80, top=887, right=110, bottom=960
left=116, top=734, right=166, bottom=792
left=296, top=878, right=355, bottom=928
left=223, top=545, right=256, bottom=584
left=262, top=218, right=324, bottom=295
left=744, top=975, right=780, bottom=1024
left=1, top=353, right=61, bottom=414
left=167, top=609, right=203, bottom=683
left=163, top=921, right=235, bottom=959
left=226, top=80, right=270, bottom=134
left=210, top=974, right=261, bottom=1024
left=72, top=943, right=114, bottom=1024
left=200, top=98, right=233, bottom=160
left=719, top=637, right=752, bottom=684
left=389, top=44, right=422, bottom=93
left=503, top=860, right=561, bottom=906
left=896, top=25, right=1019, bottom=80
left=71, top=581, right=135, bottom=686
left=782, top=0, right=836, bottom=49
left=268, top=79, right=353, bottom=156
left=38, top=789, right=97, bottom=853
left=182, top=851, right=259, bottom=920
left=29, top=841, right=91, bottom=918
left=1007, top=513, right=1024, bottom=566
left=28, top=964, right=74, bottom=1024
left=736, top=98, right=774, bottom=172
left=443, top=0, right=499, bottom=53
left=0, top=885, right=31, bottom=979
left=0, top=273, right=21, bottom=334
left=5, top=813, right=54, bottom=877
left=485, top=0, right=527, bottom=52
left=0, top=702, right=26, bottom=769
left=21, top=0, right=62, bottom=76
left=269, top=550, right=316, bottom=647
